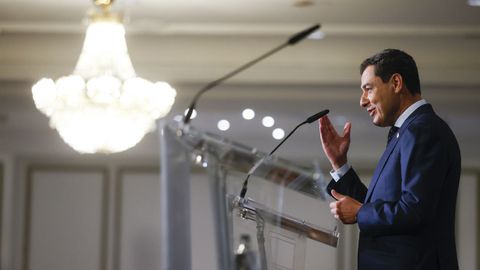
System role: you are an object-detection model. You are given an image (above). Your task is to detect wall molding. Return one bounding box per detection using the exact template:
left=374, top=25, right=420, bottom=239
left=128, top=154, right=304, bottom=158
left=22, top=164, right=109, bottom=270
left=112, top=166, right=159, bottom=270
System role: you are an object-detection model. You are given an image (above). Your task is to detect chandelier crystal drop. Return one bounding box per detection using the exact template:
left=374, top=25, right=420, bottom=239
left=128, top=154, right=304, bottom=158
left=31, top=1, right=176, bottom=154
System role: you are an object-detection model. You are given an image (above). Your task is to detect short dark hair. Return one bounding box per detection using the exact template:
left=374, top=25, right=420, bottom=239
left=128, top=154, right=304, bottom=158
left=360, top=49, right=421, bottom=95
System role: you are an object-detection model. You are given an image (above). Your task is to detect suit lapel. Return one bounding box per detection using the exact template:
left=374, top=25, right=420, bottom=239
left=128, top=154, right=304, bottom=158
left=364, top=134, right=399, bottom=202
left=364, top=104, right=433, bottom=203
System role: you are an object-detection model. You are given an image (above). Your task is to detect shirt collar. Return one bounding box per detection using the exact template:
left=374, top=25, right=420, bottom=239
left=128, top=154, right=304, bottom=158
left=394, top=99, right=427, bottom=128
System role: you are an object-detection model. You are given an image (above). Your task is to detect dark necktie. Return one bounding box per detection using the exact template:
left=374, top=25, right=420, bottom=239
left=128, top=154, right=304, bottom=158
left=387, top=126, right=399, bottom=146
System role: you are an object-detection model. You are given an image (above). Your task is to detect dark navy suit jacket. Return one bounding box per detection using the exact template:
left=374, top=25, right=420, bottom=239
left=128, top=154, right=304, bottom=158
left=327, top=104, right=461, bottom=270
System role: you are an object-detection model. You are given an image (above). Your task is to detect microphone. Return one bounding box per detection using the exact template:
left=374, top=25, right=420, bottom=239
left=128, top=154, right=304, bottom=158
left=183, top=24, right=321, bottom=124
left=239, top=109, right=329, bottom=198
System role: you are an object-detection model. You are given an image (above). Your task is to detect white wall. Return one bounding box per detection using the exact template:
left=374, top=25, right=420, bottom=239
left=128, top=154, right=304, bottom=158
left=456, top=174, right=479, bottom=269
left=25, top=169, right=106, bottom=270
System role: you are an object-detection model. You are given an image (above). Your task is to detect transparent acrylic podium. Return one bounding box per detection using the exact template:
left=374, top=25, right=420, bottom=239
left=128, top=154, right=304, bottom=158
left=159, top=119, right=339, bottom=270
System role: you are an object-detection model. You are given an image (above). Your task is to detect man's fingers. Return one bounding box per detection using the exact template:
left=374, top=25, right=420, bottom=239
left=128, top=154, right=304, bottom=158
left=320, top=116, right=352, bottom=143
left=319, top=116, right=338, bottom=138
left=343, top=122, right=352, bottom=139
left=331, top=189, right=346, bottom=201
left=319, top=120, right=328, bottom=143
left=330, top=199, right=344, bottom=222
left=324, top=116, right=339, bottom=137
left=319, top=115, right=330, bottom=127
left=319, top=117, right=331, bottom=140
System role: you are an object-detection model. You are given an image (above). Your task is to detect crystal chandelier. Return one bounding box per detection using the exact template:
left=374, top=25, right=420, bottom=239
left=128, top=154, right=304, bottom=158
left=31, top=0, right=176, bottom=154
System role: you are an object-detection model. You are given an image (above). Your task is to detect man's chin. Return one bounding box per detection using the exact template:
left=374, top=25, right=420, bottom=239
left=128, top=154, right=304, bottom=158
left=372, top=118, right=387, bottom=127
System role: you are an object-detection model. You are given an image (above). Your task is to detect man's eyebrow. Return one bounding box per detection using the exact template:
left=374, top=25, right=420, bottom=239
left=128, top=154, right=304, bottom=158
left=361, top=83, right=371, bottom=89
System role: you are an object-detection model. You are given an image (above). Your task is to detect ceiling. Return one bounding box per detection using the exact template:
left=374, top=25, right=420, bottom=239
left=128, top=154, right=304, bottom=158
left=0, top=0, right=479, bottom=169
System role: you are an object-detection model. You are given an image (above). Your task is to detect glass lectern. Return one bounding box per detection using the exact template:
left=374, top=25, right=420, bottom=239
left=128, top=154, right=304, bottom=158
left=159, top=119, right=339, bottom=270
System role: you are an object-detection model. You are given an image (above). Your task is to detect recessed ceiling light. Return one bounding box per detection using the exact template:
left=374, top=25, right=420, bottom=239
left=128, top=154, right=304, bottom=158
left=262, top=116, right=275, bottom=127
left=217, top=119, right=230, bottom=131
left=242, top=108, right=255, bottom=120
left=173, top=115, right=183, bottom=122
left=272, top=128, right=285, bottom=140
left=308, top=31, right=325, bottom=40
left=184, top=109, right=197, bottom=119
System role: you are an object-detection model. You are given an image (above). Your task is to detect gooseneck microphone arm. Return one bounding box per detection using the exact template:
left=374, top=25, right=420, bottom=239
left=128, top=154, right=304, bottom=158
left=239, top=109, right=329, bottom=198
left=268, top=121, right=307, bottom=156
left=183, top=24, right=321, bottom=124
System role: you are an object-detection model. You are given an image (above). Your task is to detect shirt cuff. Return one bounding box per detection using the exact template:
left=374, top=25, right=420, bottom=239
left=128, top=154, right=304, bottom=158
left=329, top=163, right=351, bottom=182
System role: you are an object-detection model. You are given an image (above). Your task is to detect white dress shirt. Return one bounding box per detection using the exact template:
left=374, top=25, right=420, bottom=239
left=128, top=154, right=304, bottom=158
left=330, top=99, right=427, bottom=182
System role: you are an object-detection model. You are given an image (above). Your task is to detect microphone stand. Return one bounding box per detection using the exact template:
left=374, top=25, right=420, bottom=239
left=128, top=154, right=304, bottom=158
left=183, top=24, right=320, bottom=124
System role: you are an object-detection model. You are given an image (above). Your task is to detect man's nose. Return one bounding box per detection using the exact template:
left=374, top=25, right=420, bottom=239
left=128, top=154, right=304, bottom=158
left=360, top=92, right=368, bottom=107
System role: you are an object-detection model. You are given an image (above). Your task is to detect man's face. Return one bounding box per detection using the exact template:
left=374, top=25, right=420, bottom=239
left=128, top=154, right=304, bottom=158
left=360, top=65, right=399, bottom=127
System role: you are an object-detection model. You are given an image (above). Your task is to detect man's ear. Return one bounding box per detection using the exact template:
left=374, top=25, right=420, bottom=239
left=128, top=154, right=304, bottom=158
left=390, top=73, right=403, bottom=94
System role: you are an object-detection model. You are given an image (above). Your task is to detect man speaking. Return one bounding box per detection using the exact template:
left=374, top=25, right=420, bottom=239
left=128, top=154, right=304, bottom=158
left=318, top=49, right=461, bottom=270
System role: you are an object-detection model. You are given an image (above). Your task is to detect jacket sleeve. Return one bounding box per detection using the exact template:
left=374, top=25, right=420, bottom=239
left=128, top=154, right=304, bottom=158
left=357, top=122, right=450, bottom=236
left=326, top=168, right=368, bottom=203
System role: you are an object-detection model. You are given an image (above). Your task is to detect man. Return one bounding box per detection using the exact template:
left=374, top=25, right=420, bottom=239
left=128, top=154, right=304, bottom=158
left=319, top=49, right=461, bottom=270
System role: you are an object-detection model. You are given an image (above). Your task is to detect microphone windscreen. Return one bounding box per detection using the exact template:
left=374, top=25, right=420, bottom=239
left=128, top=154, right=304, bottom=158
left=306, top=109, right=329, bottom=123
